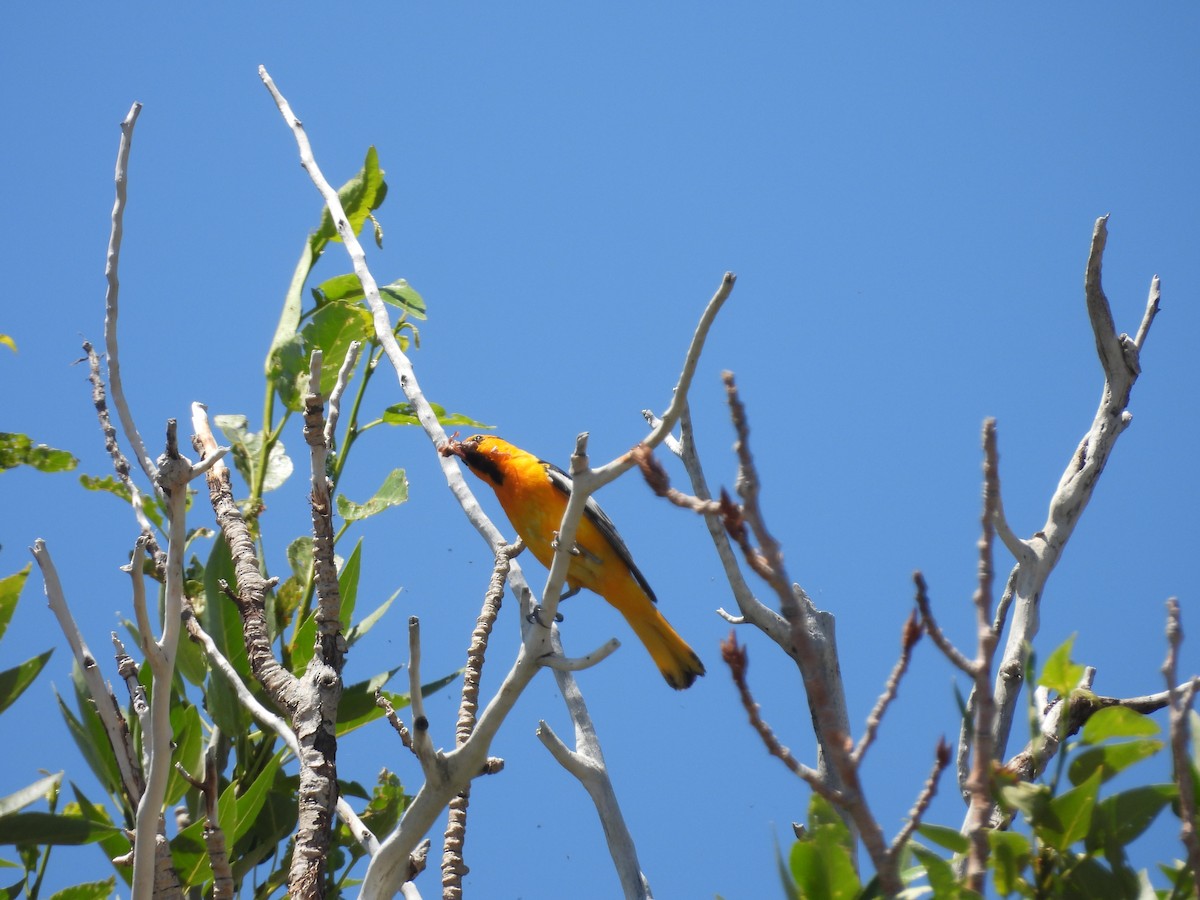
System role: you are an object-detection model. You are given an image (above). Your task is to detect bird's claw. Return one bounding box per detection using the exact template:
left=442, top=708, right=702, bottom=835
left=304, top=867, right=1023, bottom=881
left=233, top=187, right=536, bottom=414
left=550, top=532, right=582, bottom=556
left=526, top=604, right=565, bottom=627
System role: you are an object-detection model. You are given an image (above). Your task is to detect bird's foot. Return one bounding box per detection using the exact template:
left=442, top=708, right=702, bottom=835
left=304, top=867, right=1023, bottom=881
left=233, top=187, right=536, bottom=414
left=550, top=532, right=582, bottom=555
left=526, top=604, right=565, bottom=627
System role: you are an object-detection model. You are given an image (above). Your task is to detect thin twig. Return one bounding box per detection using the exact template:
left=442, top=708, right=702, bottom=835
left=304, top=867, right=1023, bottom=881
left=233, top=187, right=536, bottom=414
left=889, top=738, right=952, bottom=857
left=442, top=545, right=516, bottom=900
left=34, top=540, right=143, bottom=804
left=537, top=640, right=622, bottom=672
left=914, top=574, right=975, bottom=675
left=325, top=340, right=361, bottom=448
left=1163, top=598, right=1200, bottom=897
left=375, top=691, right=415, bottom=754
left=961, top=419, right=1002, bottom=892
left=103, top=102, right=156, bottom=485
left=84, top=341, right=161, bottom=553
left=407, top=617, right=436, bottom=766
left=853, top=611, right=922, bottom=764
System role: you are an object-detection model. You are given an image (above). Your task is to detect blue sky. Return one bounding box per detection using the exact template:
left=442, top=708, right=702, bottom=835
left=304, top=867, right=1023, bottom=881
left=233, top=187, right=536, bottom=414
left=3, top=5, right=1198, bottom=897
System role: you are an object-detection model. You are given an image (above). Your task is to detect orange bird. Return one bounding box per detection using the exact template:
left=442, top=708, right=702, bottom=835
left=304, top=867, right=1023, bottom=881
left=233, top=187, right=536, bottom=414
left=442, top=435, right=705, bottom=689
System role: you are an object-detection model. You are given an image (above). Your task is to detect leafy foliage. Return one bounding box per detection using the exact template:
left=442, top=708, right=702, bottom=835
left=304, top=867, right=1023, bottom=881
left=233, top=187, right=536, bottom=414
left=779, top=638, right=1191, bottom=899
left=0, top=433, right=77, bottom=474
left=0, top=148, right=472, bottom=897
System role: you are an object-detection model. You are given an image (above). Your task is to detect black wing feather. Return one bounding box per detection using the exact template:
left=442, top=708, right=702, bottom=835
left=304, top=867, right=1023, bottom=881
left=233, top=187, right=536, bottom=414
left=541, top=460, right=658, bottom=604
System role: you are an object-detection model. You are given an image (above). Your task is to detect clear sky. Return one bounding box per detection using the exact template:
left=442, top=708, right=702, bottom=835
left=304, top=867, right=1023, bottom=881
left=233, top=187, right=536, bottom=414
left=3, top=5, right=1198, bottom=898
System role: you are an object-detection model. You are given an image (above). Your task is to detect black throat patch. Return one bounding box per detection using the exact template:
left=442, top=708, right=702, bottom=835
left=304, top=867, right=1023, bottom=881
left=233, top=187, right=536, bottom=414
left=463, top=447, right=505, bottom=486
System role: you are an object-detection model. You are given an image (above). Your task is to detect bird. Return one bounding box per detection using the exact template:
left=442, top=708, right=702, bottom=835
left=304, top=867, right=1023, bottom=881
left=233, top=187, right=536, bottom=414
left=441, top=434, right=705, bottom=689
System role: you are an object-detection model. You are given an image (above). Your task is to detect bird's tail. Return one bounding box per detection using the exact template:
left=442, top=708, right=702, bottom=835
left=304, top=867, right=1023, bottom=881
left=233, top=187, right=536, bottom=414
left=626, top=605, right=706, bottom=690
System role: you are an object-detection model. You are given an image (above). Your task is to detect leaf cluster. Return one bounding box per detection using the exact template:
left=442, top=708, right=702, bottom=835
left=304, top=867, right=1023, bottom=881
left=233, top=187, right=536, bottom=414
left=0, top=148, right=475, bottom=897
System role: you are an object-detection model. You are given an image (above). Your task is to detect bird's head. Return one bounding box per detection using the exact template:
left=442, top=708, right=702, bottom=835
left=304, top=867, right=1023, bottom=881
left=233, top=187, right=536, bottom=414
left=440, top=434, right=515, bottom=487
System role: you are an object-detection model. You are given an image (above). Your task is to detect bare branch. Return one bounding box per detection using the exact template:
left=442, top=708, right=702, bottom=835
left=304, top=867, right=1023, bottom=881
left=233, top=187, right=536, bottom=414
left=960, top=418, right=1003, bottom=892
left=537, top=639, right=622, bottom=672
left=192, top=403, right=299, bottom=707
left=889, top=738, right=952, bottom=858
left=720, top=632, right=840, bottom=803
left=1163, top=598, right=1200, bottom=896
left=442, top=545, right=515, bottom=899
left=325, top=340, right=361, bottom=447
left=35, top=540, right=143, bottom=805
left=406, top=617, right=436, bottom=767
left=84, top=341, right=161, bottom=550
left=103, top=101, right=156, bottom=485
left=375, top=690, right=416, bottom=754
left=853, top=611, right=921, bottom=765
left=988, top=219, right=1160, bottom=765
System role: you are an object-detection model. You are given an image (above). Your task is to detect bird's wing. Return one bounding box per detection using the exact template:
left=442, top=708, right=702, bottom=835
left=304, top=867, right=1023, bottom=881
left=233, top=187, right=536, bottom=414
left=541, top=460, right=658, bottom=603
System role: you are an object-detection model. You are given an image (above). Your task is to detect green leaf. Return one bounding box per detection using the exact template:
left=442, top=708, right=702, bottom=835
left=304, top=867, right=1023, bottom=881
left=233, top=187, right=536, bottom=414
left=173, top=613, right=208, bottom=687
left=356, top=770, right=408, bottom=839
left=1061, top=855, right=1124, bottom=900
left=1040, top=769, right=1101, bottom=852
left=46, top=878, right=117, bottom=900
left=910, top=844, right=969, bottom=899
left=336, top=468, right=409, bottom=522
left=999, top=781, right=1052, bottom=823
left=315, top=146, right=387, bottom=247
left=346, top=594, right=397, bottom=648
left=0, top=813, right=118, bottom=846
left=916, top=822, right=970, bottom=855
left=300, top=300, right=373, bottom=398
left=0, top=432, right=77, bottom=473
left=168, top=817, right=209, bottom=889
left=335, top=669, right=400, bottom=736
left=268, top=239, right=317, bottom=382
left=214, top=415, right=294, bottom=494
left=339, top=539, right=363, bottom=628
left=0, top=649, right=53, bottom=715
left=291, top=611, right=318, bottom=675
left=287, top=536, right=315, bottom=583
left=222, top=751, right=284, bottom=845
left=988, top=830, right=1031, bottom=897
left=164, top=704, right=205, bottom=806
left=77, top=474, right=166, bottom=531
left=0, top=565, right=30, bottom=643
left=1086, top=783, right=1175, bottom=854
left=776, top=836, right=800, bottom=900
left=336, top=669, right=460, bottom=738
left=199, top=538, right=251, bottom=735
left=312, top=273, right=364, bottom=305
left=378, top=279, right=427, bottom=320
left=1081, top=706, right=1161, bottom=744
left=790, top=826, right=860, bottom=899
left=381, top=402, right=492, bottom=429
left=1068, top=739, right=1163, bottom=786
left=1191, top=710, right=1200, bottom=772
left=54, top=685, right=119, bottom=800
left=0, top=773, right=63, bottom=817
left=313, top=275, right=426, bottom=321
left=0, top=334, right=15, bottom=353
left=1038, top=635, right=1085, bottom=698
left=69, top=785, right=130, bottom=883
left=268, top=332, right=309, bottom=412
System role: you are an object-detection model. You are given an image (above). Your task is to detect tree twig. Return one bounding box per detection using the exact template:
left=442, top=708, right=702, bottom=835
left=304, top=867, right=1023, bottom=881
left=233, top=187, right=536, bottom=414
left=1163, top=598, right=1200, bottom=897
left=987, top=218, right=1160, bottom=766
left=103, top=101, right=156, bottom=485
